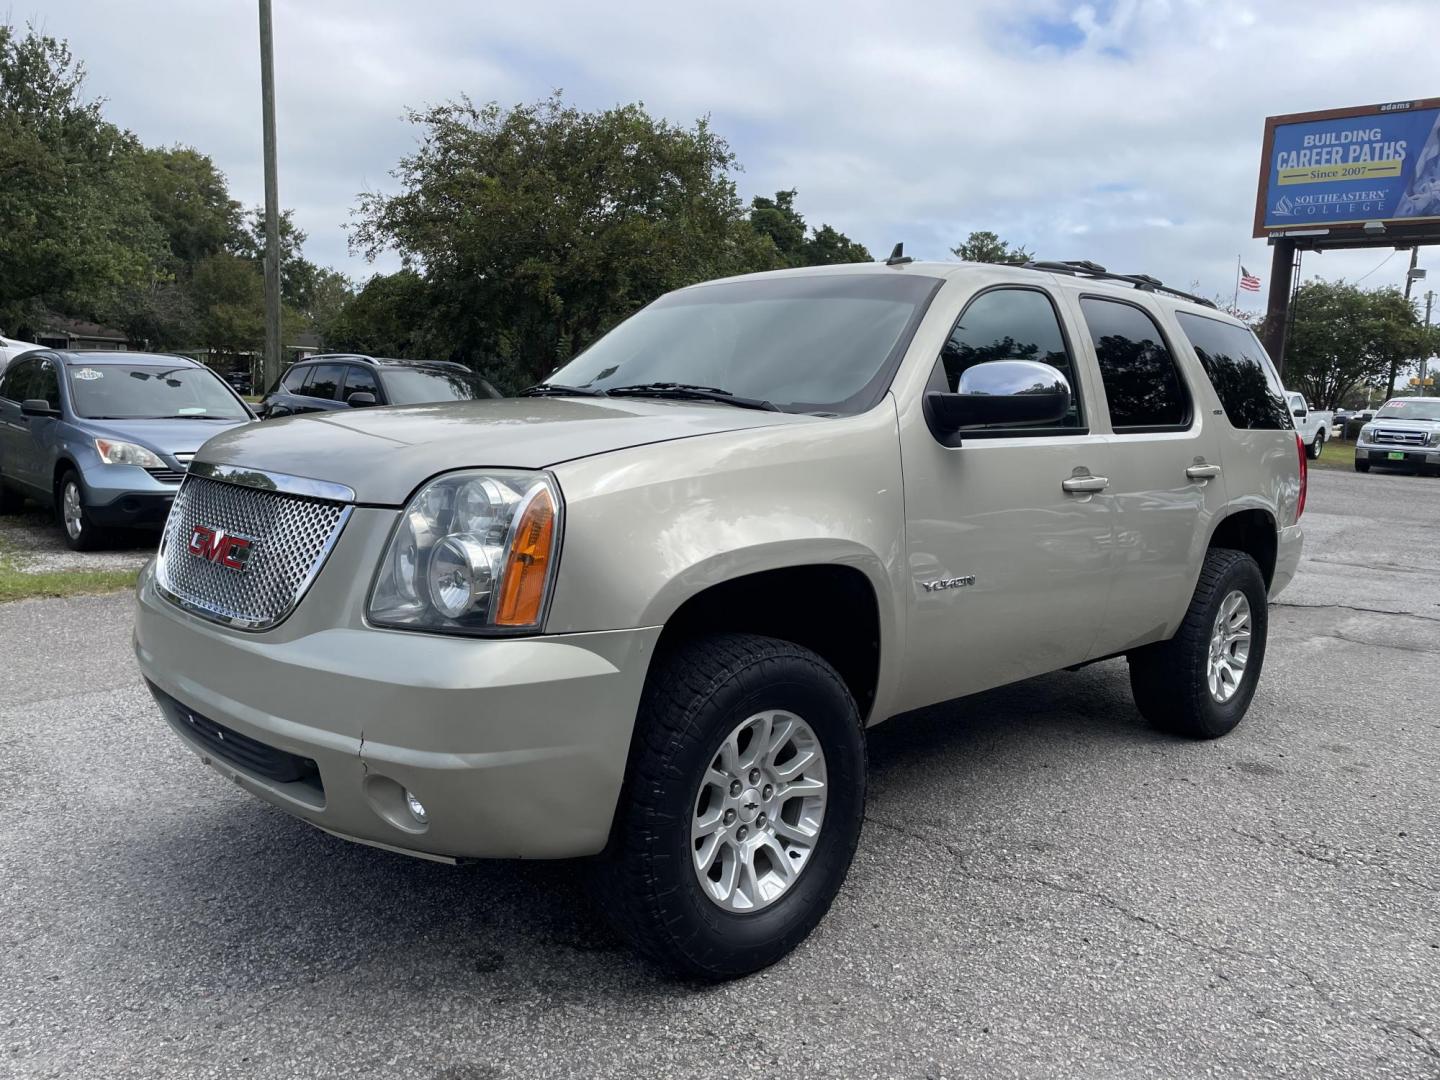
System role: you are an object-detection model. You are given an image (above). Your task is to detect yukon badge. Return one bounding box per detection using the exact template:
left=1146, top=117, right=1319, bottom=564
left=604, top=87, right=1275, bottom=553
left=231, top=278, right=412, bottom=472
left=922, top=575, right=976, bottom=593
left=187, top=525, right=254, bottom=572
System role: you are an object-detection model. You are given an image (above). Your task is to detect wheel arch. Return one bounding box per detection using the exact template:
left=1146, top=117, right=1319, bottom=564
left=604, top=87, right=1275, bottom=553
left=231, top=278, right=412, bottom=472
left=1205, top=505, right=1278, bottom=589
left=644, top=556, right=888, bottom=726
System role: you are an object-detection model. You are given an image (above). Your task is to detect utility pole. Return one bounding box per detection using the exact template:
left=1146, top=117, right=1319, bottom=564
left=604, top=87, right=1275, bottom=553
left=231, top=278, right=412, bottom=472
left=1422, top=289, right=1435, bottom=395
left=1388, top=248, right=1421, bottom=398
left=258, top=0, right=282, bottom=393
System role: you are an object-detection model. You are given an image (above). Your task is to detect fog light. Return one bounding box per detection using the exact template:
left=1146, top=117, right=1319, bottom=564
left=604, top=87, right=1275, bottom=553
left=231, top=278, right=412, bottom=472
left=405, top=790, right=428, bottom=824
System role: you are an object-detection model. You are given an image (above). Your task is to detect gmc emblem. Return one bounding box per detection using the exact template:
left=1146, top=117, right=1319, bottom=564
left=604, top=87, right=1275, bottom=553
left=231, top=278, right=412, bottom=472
left=187, top=525, right=253, bottom=572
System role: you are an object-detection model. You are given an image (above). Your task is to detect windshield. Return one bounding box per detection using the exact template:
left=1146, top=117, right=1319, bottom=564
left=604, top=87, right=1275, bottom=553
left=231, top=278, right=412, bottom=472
left=66, top=364, right=250, bottom=420
left=1375, top=399, right=1440, bottom=422
left=382, top=367, right=498, bottom=405
left=543, top=273, right=942, bottom=415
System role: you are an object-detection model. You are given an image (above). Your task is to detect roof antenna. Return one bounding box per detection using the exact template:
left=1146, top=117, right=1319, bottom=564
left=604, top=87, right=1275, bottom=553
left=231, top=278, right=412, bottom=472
left=885, top=242, right=912, bottom=266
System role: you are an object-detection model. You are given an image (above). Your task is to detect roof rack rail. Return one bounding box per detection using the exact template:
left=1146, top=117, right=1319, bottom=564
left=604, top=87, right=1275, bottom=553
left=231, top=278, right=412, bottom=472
left=1023, top=260, right=1217, bottom=308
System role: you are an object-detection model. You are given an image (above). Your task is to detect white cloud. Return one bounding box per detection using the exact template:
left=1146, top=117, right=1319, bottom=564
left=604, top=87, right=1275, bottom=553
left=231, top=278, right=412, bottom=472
left=21, top=0, right=1440, bottom=309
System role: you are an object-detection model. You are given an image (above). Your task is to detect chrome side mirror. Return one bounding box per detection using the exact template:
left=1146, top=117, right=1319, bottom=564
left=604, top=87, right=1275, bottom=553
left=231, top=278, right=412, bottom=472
left=927, top=360, right=1072, bottom=433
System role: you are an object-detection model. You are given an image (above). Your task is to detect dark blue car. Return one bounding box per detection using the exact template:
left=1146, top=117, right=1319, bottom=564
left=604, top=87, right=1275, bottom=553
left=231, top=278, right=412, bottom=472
left=0, top=350, right=253, bottom=549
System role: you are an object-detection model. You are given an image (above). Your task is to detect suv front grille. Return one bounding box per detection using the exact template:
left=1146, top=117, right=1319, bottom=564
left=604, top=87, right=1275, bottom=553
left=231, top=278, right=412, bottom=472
left=155, top=473, right=351, bottom=630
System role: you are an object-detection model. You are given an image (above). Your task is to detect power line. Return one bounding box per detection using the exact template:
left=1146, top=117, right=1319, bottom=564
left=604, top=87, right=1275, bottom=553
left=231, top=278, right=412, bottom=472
left=1352, top=250, right=1396, bottom=285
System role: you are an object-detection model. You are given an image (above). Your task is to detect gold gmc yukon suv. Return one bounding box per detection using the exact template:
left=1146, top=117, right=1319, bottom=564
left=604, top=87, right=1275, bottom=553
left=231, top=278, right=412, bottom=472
left=134, top=259, right=1305, bottom=978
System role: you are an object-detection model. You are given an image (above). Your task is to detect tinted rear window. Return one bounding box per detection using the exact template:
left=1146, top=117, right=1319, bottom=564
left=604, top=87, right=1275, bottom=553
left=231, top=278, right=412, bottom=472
left=1080, top=298, right=1189, bottom=429
left=1174, top=313, right=1291, bottom=430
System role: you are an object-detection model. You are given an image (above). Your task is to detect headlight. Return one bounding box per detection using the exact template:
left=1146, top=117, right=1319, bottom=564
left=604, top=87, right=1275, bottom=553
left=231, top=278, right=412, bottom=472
left=368, top=470, right=561, bottom=634
left=94, top=438, right=164, bottom=468
left=1359, top=425, right=1375, bottom=442
left=1428, top=430, right=1440, bottom=447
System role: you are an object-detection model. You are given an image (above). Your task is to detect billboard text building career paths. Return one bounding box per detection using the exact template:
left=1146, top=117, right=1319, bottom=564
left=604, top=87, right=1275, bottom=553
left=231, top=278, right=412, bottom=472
left=1255, top=99, right=1440, bottom=237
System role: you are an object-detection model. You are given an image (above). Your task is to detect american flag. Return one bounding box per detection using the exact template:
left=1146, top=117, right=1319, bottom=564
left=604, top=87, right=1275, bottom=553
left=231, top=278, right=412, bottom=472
left=1239, top=265, right=1261, bottom=292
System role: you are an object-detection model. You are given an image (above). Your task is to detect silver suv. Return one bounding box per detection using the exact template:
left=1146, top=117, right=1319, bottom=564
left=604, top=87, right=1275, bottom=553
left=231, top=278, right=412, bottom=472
left=134, top=259, right=1305, bottom=978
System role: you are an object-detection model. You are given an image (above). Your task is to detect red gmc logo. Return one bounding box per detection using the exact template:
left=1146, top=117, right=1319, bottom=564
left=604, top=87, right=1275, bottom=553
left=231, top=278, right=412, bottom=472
left=187, top=526, right=253, bottom=572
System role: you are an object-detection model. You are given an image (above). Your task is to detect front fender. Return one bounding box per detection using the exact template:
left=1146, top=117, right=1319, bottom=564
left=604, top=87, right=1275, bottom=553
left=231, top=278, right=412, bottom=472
left=545, top=400, right=908, bottom=716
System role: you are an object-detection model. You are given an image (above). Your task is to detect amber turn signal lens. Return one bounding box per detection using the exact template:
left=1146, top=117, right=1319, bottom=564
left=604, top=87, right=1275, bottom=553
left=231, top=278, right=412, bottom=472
left=495, top=484, right=557, bottom=626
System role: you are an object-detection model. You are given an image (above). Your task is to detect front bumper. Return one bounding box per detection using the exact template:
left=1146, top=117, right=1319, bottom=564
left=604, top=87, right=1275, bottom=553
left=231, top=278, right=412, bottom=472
left=1354, top=442, right=1440, bottom=468
left=83, top=464, right=182, bottom=527
left=134, top=561, right=659, bottom=860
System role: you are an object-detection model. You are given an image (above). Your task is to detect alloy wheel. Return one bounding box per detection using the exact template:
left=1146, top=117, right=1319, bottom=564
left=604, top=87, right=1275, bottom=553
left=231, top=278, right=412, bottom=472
left=1207, top=589, right=1252, bottom=703
left=690, top=709, right=828, bottom=913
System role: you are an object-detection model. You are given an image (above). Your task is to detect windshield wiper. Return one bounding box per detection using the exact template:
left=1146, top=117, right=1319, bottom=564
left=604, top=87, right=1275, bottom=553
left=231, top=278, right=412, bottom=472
left=604, top=383, right=779, bottom=412
left=518, top=383, right=609, bottom=397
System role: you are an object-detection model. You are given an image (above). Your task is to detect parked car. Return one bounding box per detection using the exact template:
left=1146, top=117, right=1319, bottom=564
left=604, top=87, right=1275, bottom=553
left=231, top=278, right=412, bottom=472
left=0, top=351, right=253, bottom=549
left=1354, top=396, right=1440, bottom=474
left=0, top=333, right=40, bottom=376
left=1285, top=391, right=1333, bottom=459
left=257, top=354, right=500, bottom=418
left=135, top=259, right=1304, bottom=978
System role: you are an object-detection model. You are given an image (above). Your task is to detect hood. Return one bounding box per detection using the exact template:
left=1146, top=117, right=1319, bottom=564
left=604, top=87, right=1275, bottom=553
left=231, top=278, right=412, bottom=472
left=193, top=397, right=816, bottom=505
left=1369, top=416, right=1440, bottom=431
left=85, top=417, right=254, bottom=457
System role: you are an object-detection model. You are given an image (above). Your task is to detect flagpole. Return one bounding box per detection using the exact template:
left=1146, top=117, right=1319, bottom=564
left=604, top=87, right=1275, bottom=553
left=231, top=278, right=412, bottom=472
left=1233, top=255, right=1241, bottom=312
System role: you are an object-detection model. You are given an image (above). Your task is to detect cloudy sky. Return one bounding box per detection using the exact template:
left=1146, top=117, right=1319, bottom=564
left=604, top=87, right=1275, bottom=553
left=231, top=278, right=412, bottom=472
left=26, top=0, right=1440, bottom=312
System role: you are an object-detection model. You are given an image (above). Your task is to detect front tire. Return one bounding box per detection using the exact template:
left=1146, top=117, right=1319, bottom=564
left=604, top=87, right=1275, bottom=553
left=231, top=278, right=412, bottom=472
left=594, top=633, right=866, bottom=980
left=57, top=470, right=108, bottom=551
left=1128, top=548, right=1268, bottom=739
left=1354, top=458, right=1370, bottom=473
left=0, top=483, right=24, bottom=515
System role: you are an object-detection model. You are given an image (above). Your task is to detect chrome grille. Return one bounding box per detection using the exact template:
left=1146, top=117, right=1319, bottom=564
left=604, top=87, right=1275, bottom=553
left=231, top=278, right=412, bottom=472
left=146, top=467, right=186, bottom=484
left=1372, top=428, right=1426, bottom=446
left=155, top=473, right=351, bottom=630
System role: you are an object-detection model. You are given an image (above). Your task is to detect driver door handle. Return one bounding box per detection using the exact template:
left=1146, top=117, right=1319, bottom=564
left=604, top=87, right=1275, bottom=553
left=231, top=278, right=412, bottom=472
left=1061, top=474, right=1109, bottom=494
left=1186, top=463, right=1222, bottom=481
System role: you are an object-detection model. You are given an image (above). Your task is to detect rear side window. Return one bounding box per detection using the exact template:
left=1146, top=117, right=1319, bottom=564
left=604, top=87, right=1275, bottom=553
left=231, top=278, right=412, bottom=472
left=1175, top=313, right=1291, bottom=430
left=342, top=364, right=381, bottom=401
left=939, top=287, right=1084, bottom=430
left=1079, top=298, right=1189, bottom=430
left=301, top=363, right=343, bottom=401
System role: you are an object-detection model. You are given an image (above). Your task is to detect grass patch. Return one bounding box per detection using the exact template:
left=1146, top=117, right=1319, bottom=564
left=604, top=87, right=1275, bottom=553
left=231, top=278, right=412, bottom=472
left=0, top=541, right=140, bottom=603
left=1310, top=436, right=1357, bottom=470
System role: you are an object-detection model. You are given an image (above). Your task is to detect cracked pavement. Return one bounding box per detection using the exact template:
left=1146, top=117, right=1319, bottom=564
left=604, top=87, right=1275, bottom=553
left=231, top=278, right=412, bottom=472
left=2, top=468, right=1438, bottom=1079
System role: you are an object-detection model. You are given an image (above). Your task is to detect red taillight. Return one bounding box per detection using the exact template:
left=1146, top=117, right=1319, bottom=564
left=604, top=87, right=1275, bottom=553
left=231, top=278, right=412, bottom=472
left=1295, top=432, right=1307, bottom=521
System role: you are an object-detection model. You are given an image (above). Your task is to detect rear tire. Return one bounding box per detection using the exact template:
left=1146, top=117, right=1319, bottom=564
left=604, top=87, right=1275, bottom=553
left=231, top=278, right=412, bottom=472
left=1307, top=431, right=1324, bottom=460
left=1128, top=548, right=1268, bottom=739
left=593, top=633, right=866, bottom=980
left=57, top=470, right=108, bottom=551
left=0, top=483, right=24, bottom=514
left=1354, top=458, right=1370, bottom=473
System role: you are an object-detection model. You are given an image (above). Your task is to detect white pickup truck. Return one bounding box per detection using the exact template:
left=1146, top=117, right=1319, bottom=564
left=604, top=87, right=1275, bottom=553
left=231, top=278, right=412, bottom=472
left=1286, top=391, right=1333, bottom=459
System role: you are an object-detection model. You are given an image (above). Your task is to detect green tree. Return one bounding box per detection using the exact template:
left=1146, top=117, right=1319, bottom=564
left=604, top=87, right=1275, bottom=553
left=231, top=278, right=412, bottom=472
left=136, top=146, right=243, bottom=268
left=951, top=230, right=1032, bottom=266
left=747, top=189, right=870, bottom=268
left=234, top=207, right=322, bottom=311
left=1279, top=281, right=1432, bottom=407
left=0, top=24, right=165, bottom=331
left=352, top=93, right=776, bottom=386
left=321, top=271, right=437, bottom=357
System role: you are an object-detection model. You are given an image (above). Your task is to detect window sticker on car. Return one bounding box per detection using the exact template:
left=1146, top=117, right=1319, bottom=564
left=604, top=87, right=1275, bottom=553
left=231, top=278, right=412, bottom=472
left=73, top=368, right=103, bottom=381
left=177, top=407, right=207, bottom=415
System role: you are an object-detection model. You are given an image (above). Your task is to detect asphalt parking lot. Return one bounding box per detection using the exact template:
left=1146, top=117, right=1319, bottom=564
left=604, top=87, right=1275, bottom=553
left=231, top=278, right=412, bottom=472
left=1, top=468, right=1437, bottom=1080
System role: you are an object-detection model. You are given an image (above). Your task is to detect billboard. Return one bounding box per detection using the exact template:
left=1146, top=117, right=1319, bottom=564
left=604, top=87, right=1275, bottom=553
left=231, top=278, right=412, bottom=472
left=1254, top=99, right=1440, bottom=237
